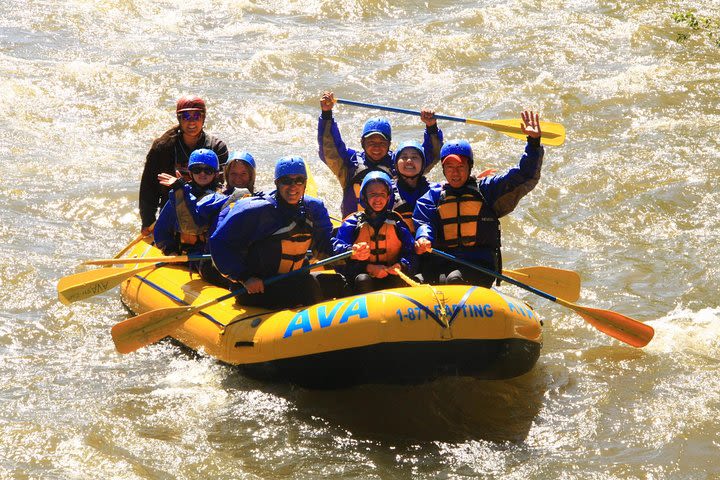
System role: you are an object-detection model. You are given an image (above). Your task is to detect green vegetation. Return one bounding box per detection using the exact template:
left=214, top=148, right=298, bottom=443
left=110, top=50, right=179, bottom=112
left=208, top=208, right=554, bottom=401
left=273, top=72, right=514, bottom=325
left=672, top=11, right=720, bottom=47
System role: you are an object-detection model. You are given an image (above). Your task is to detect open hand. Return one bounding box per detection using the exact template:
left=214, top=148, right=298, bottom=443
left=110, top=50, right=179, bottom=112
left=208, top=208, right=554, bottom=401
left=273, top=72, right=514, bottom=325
left=520, top=110, right=541, bottom=139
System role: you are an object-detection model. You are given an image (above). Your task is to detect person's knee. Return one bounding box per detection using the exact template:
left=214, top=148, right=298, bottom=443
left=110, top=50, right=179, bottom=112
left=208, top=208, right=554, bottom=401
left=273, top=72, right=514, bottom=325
left=353, top=273, right=373, bottom=294
left=445, top=269, right=465, bottom=284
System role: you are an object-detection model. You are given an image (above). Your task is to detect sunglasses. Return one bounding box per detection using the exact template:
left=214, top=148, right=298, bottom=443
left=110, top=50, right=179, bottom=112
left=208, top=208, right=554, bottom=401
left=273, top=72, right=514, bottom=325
left=277, top=176, right=307, bottom=186
left=189, top=166, right=216, bottom=175
left=178, top=111, right=204, bottom=121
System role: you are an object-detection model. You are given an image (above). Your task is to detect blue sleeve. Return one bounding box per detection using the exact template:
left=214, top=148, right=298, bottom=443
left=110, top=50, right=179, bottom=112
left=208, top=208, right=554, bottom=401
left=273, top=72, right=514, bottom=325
left=209, top=199, right=265, bottom=282
left=196, top=192, right=229, bottom=223
left=413, top=187, right=441, bottom=242
left=317, top=116, right=359, bottom=189
left=396, top=222, right=418, bottom=274
left=306, top=196, right=334, bottom=259
left=422, top=125, right=444, bottom=174
left=153, top=196, right=179, bottom=254
left=479, top=140, right=544, bottom=217
left=332, top=217, right=359, bottom=254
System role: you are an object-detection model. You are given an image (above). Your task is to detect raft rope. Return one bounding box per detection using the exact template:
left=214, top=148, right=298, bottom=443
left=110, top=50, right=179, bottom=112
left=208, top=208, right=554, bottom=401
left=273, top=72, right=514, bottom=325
left=394, top=268, right=449, bottom=328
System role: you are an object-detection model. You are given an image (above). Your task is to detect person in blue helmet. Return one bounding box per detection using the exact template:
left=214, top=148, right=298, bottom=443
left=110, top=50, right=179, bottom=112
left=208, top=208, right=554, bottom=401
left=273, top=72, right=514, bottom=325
left=413, top=110, right=544, bottom=287
left=209, top=156, right=334, bottom=308
left=195, top=150, right=258, bottom=235
left=154, top=148, right=221, bottom=256
left=391, top=139, right=441, bottom=236
left=184, top=151, right=258, bottom=288
left=333, top=171, right=416, bottom=294
left=318, top=91, right=443, bottom=218
left=139, top=95, right=228, bottom=236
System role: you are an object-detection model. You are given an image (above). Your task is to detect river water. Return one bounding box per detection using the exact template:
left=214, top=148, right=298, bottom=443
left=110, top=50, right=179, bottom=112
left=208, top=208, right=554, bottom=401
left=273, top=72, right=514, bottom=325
left=2, top=0, right=719, bottom=478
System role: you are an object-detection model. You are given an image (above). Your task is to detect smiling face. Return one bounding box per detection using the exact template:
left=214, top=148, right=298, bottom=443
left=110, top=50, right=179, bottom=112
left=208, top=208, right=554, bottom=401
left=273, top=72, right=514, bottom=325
left=276, top=174, right=307, bottom=205
left=396, top=147, right=424, bottom=178
left=364, top=181, right=390, bottom=212
left=178, top=111, right=205, bottom=138
left=442, top=156, right=471, bottom=189
left=189, top=164, right=217, bottom=187
left=227, top=161, right=252, bottom=189
left=362, top=134, right=391, bottom=162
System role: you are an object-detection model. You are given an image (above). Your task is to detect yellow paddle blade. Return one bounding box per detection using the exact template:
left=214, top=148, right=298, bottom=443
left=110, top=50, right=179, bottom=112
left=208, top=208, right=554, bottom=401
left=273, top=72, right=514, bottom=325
left=111, top=295, right=228, bottom=354
left=306, top=166, right=342, bottom=228
left=111, top=304, right=198, bottom=354
left=555, top=298, right=655, bottom=348
left=503, top=266, right=581, bottom=302
left=465, top=118, right=566, bottom=146
left=57, top=265, right=154, bottom=305
left=306, top=166, right=319, bottom=197
left=83, top=255, right=191, bottom=266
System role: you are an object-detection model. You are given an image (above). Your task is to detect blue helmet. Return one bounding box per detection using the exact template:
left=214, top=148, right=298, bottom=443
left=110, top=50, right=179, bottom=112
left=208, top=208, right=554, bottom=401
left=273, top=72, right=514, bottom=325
left=274, top=155, right=307, bottom=180
left=359, top=171, right=394, bottom=210
left=393, top=140, right=427, bottom=176
left=228, top=151, right=256, bottom=170
left=188, top=148, right=219, bottom=171
left=361, top=117, right=392, bottom=142
left=440, top=140, right=474, bottom=168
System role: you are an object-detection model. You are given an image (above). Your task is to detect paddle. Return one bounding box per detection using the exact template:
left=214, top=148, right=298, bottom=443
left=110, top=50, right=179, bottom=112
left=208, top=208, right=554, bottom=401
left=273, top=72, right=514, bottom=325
left=335, top=98, right=566, bottom=146
left=430, top=249, right=653, bottom=347
left=111, top=250, right=353, bottom=354
left=83, top=254, right=210, bottom=266
left=306, top=165, right=319, bottom=197
left=502, top=266, right=580, bottom=302
left=305, top=162, right=342, bottom=227
left=113, top=222, right=155, bottom=259
left=57, top=263, right=166, bottom=306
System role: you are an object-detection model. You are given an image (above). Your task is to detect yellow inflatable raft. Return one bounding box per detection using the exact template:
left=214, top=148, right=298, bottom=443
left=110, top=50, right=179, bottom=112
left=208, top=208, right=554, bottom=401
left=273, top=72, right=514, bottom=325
left=120, top=240, right=543, bottom=387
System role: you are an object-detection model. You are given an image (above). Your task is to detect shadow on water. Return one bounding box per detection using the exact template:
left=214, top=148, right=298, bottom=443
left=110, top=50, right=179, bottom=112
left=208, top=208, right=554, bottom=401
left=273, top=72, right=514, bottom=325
left=227, top=369, right=548, bottom=444
left=165, top=339, right=547, bottom=443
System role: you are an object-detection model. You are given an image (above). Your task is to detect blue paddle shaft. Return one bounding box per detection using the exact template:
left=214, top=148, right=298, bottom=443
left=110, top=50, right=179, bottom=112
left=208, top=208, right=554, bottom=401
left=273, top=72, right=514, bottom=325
left=336, top=98, right=468, bottom=124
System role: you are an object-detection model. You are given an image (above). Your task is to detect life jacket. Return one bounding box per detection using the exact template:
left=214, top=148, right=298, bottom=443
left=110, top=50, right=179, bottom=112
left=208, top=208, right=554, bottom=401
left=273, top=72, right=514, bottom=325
left=174, top=185, right=215, bottom=247
left=393, top=177, right=431, bottom=235
left=351, top=158, right=393, bottom=213
left=220, top=187, right=252, bottom=212
left=268, top=216, right=314, bottom=274
left=437, top=182, right=500, bottom=250
left=393, top=196, right=415, bottom=234
left=354, top=212, right=405, bottom=265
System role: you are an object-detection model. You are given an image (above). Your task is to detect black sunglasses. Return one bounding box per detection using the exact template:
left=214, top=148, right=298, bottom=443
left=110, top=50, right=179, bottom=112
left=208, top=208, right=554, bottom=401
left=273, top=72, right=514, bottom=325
left=277, top=176, right=307, bottom=186
left=189, top=166, right=216, bottom=175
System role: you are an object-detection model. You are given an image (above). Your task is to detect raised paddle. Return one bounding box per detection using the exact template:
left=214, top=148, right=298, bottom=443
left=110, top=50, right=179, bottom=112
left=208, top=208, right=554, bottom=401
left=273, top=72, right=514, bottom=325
left=335, top=98, right=566, bottom=146
left=305, top=164, right=343, bottom=227
left=57, top=263, right=168, bottom=306
left=83, top=254, right=210, bottom=266
left=430, top=249, right=654, bottom=347
left=113, top=221, right=155, bottom=259
left=111, top=250, right=353, bottom=354
left=305, top=164, right=319, bottom=197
